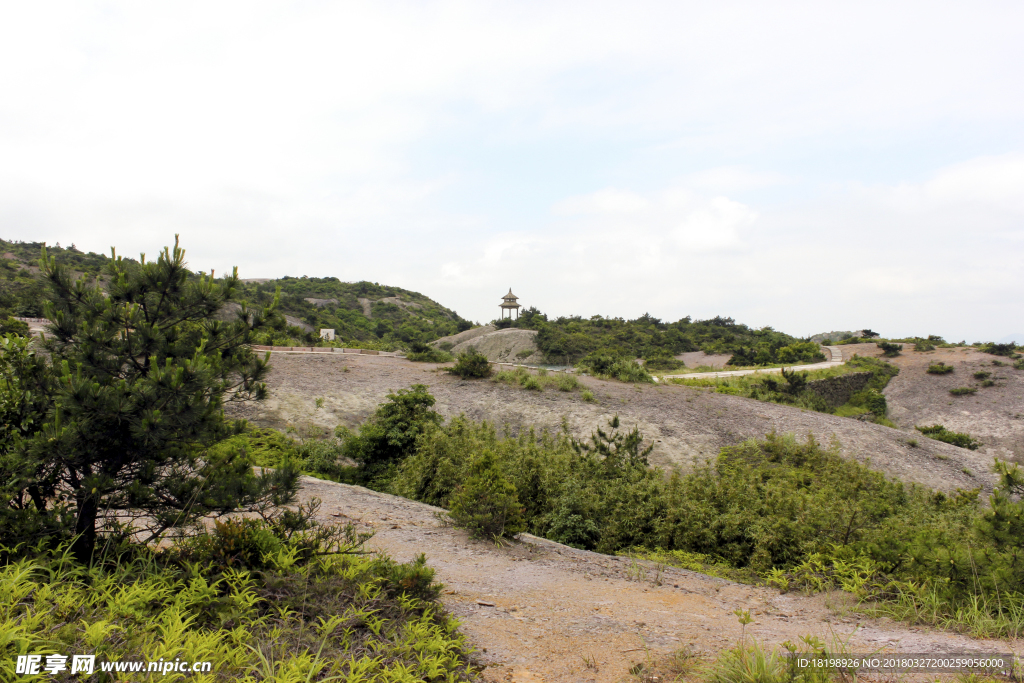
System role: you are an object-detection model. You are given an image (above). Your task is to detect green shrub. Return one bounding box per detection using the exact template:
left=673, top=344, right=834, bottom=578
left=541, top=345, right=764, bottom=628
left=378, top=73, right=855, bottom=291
left=974, top=370, right=992, bottom=380
left=1015, top=358, right=1024, bottom=370
left=950, top=387, right=978, bottom=396
left=299, top=438, right=348, bottom=480
left=914, top=340, right=936, bottom=351
left=576, top=351, right=654, bottom=383
left=2, top=508, right=472, bottom=681
left=846, top=388, right=887, bottom=416
left=980, top=342, right=1018, bottom=357
left=447, top=347, right=492, bottom=378
left=642, top=351, right=687, bottom=373
left=581, top=389, right=596, bottom=402
left=406, top=341, right=454, bottom=363
left=876, top=341, right=903, bottom=357
left=338, top=384, right=443, bottom=488
left=0, top=316, right=29, bottom=336
left=609, top=359, right=654, bottom=383
left=915, top=424, right=981, bottom=450
left=575, top=350, right=623, bottom=375
left=207, top=427, right=299, bottom=468
left=515, top=349, right=534, bottom=359
left=557, top=374, right=580, bottom=391
left=927, top=362, right=954, bottom=374
left=522, top=376, right=542, bottom=391
left=383, top=385, right=1024, bottom=635
left=448, top=451, right=525, bottom=541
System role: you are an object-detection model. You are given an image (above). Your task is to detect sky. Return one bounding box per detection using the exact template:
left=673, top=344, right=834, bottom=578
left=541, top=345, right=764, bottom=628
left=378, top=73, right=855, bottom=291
left=1, top=2, right=1022, bottom=342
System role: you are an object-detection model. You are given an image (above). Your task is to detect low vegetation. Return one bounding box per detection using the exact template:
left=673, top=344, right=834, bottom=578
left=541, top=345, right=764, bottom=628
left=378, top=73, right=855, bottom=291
left=927, top=362, right=954, bottom=374
left=1, top=507, right=474, bottom=681
left=978, top=342, right=1019, bottom=357
left=0, top=238, right=473, bottom=678
left=233, top=382, right=1024, bottom=637
left=493, top=366, right=581, bottom=393
left=447, top=348, right=492, bottom=379
left=671, top=356, right=899, bottom=425
left=497, top=308, right=825, bottom=366
left=915, top=424, right=982, bottom=450
left=950, top=387, right=979, bottom=396
left=575, top=351, right=654, bottom=383
left=876, top=341, right=903, bottom=357
left=405, top=341, right=454, bottom=363
left=237, top=277, right=473, bottom=348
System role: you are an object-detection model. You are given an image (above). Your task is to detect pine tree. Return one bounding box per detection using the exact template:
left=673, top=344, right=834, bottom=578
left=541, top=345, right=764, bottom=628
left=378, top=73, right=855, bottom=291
left=6, top=236, right=298, bottom=562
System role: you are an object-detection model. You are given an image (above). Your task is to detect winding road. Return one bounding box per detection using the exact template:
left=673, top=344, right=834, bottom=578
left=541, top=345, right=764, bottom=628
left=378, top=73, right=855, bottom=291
left=661, top=345, right=845, bottom=380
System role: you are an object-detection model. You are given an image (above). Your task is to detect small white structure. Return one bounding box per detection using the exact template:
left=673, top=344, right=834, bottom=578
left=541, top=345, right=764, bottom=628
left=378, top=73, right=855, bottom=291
left=319, top=328, right=336, bottom=341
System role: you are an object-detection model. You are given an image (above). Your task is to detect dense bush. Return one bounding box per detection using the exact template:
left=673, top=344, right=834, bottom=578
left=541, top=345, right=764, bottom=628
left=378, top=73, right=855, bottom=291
left=447, top=347, right=492, bottom=378
left=406, top=341, right=454, bottom=363
left=979, top=342, right=1018, bottom=357
left=915, top=424, right=982, bottom=450
left=927, top=362, right=954, bottom=374
left=950, top=387, right=978, bottom=396
left=728, top=340, right=825, bottom=367
left=642, top=349, right=687, bottom=372
left=575, top=351, right=654, bottom=383
left=448, top=451, right=526, bottom=540
left=0, top=317, right=29, bottom=336
left=334, top=384, right=443, bottom=487
left=509, top=308, right=819, bottom=366
left=351, top=383, right=1024, bottom=634
left=876, top=341, right=903, bottom=357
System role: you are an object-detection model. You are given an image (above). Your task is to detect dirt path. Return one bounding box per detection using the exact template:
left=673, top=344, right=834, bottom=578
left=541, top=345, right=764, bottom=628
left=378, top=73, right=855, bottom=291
left=299, top=476, right=1015, bottom=683
left=661, top=347, right=845, bottom=380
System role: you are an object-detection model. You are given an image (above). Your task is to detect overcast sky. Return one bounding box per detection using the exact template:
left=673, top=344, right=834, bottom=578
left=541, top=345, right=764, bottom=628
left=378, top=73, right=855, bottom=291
left=2, top=2, right=1022, bottom=341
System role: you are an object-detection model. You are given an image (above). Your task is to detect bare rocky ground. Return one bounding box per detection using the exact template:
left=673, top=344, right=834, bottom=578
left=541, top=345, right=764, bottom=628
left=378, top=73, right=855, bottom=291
left=229, top=352, right=999, bottom=493
left=874, top=345, right=1024, bottom=465
left=298, top=476, right=1015, bottom=683
left=446, top=328, right=545, bottom=365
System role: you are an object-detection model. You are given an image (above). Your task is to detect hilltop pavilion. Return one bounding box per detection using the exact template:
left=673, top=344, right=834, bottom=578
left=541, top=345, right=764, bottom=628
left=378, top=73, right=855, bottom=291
left=499, top=288, right=521, bottom=320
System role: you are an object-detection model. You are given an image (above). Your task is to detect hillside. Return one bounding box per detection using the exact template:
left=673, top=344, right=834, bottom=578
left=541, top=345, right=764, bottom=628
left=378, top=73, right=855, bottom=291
left=844, top=342, right=1024, bottom=463
left=227, top=351, right=996, bottom=494
left=1, top=237, right=473, bottom=346
left=236, top=277, right=473, bottom=346
left=1, top=239, right=118, bottom=317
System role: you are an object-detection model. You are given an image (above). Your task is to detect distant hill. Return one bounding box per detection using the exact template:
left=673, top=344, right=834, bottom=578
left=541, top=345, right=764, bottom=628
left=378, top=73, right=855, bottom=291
left=999, top=333, right=1024, bottom=345
left=1, top=238, right=473, bottom=346
left=235, top=277, right=473, bottom=345
left=1, top=239, right=121, bottom=317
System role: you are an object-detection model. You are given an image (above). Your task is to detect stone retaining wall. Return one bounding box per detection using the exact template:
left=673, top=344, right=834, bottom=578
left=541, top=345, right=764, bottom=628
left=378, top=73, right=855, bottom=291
left=805, top=372, right=872, bottom=407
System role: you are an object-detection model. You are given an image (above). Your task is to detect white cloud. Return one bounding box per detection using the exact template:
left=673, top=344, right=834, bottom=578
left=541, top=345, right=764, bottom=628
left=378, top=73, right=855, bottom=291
left=0, top=2, right=1021, bottom=341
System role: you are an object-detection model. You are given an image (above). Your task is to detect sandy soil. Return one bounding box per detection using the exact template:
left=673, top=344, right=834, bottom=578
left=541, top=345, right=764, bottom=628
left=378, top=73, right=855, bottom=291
left=876, top=345, right=1024, bottom=464
left=297, top=476, right=1015, bottom=683
left=227, top=352, right=1000, bottom=493
left=674, top=351, right=733, bottom=369
left=448, top=329, right=544, bottom=364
